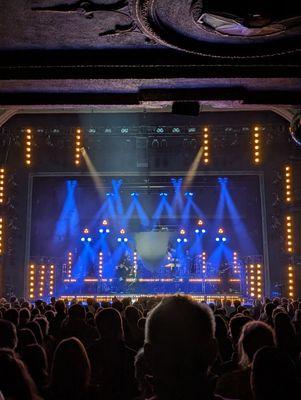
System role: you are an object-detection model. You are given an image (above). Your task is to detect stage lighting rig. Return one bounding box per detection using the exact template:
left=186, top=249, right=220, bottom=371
left=184, top=192, right=194, bottom=197
left=216, top=228, right=227, bottom=242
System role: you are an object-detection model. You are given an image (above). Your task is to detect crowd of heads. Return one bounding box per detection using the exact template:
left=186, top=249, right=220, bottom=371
left=0, top=294, right=300, bottom=399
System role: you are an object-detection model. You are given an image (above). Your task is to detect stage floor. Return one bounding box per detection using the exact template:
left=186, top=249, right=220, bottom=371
left=59, top=293, right=245, bottom=303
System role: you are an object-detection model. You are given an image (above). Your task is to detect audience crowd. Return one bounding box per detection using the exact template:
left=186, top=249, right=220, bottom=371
left=0, top=294, right=301, bottom=399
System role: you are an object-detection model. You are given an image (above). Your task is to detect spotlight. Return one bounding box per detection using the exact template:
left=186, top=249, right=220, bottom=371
left=218, top=228, right=224, bottom=234
left=195, top=229, right=200, bottom=234
left=184, top=192, right=194, bottom=197
left=180, top=229, right=186, bottom=235
left=177, top=238, right=182, bottom=243
left=105, top=228, right=110, bottom=233
left=160, top=192, right=168, bottom=197
left=83, top=228, right=89, bottom=234
left=87, top=237, right=92, bottom=242
left=183, top=238, right=188, bottom=243
left=123, top=237, right=128, bottom=242
left=106, top=192, right=113, bottom=197
left=215, top=237, right=220, bottom=242
left=99, top=228, right=104, bottom=233
left=197, top=219, right=203, bottom=226
left=120, top=229, right=126, bottom=235
left=218, top=177, right=228, bottom=184
left=81, top=237, right=85, bottom=242
left=117, top=237, right=122, bottom=242
left=290, top=113, right=301, bottom=146
left=102, top=219, right=108, bottom=226
left=131, top=192, right=139, bottom=197
left=222, top=237, right=227, bottom=242
left=201, top=229, right=206, bottom=234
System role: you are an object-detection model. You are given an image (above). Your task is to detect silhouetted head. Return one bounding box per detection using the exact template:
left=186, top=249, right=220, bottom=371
left=51, top=337, right=91, bottom=399
left=68, top=304, right=85, bottom=321
left=95, top=308, right=124, bottom=341
left=144, top=296, right=217, bottom=399
left=19, top=308, right=31, bottom=326
left=0, top=319, right=17, bottom=349
left=22, top=344, right=48, bottom=390
left=26, top=321, right=43, bottom=344
left=4, top=308, right=19, bottom=327
left=238, top=321, right=275, bottom=367
left=229, top=314, right=252, bottom=346
left=125, top=305, right=141, bottom=324
left=0, top=348, right=40, bottom=400
left=251, top=346, right=301, bottom=400
left=54, top=300, right=66, bottom=314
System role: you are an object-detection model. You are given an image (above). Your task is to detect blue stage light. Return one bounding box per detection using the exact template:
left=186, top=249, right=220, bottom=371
left=87, top=237, right=92, bottom=242
left=123, top=237, right=128, bottom=242
left=106, top=192, right=111, bottom=196
left=201, top=229, right=206, bottom=234
left=177, top=238, right=182, bottom=243
left=215, top=237, right=220, bottom=242
left=117, top=237, right=122, bottom=242
left=105, top=228, right=110, bottom=233
left=183, top=238, right=188, bottom=243
left=99, top=228, right=104, bottom=233
left=131, top=192, right=139, bottom=197
left=222, top=237, right=227, bottom=242
left=195, top=229, right=200, bottom=234
left=80, top=237, right=85, bottom=242
left=184, top=192, right=194, bottom=197
left=160, top=192, right=168, bottom=197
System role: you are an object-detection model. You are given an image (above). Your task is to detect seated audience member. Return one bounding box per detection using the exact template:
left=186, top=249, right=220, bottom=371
left=274, top=311, right=299, bottom=361
left=215, top=321, right=275, bottom=400
left=22, top=344, right=49, bottom=395
left=293, top=308, right=301, bottom=334
left=88, top=307, right=137, bottom=400
left=259, top=302, right=276, bottom=326
left=60, top=303, right=97, bottom=348
left=0, top=319, right=17, bottom=350
left=144, top=295, right=222, bottom=400
left=219, top=314, right=252, bottom=373
left=124, top=305, right=144, bottom=350
left=0, top=348, right=41, bottom=400
left=19, top=308, right=31, bottom=328
left=47, top=337, right=97, bottom=400
left=214, top=315, right=233, bottom=363
left=17, top=328, right=37, bottom=355
left=26, top=320, right=44, bottom=345
left=251, top=346, right=301, bottom=400
left=4, top=308, right=19, bottom=327
left=50, top=300, right=66, bottom=337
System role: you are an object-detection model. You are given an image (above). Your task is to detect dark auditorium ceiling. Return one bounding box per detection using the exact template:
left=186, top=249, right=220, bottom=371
left=0, top=0, right=300, bottom=119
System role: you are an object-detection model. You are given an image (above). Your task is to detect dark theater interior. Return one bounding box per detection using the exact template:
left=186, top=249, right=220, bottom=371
left=0, top=1, right=301, bottom=400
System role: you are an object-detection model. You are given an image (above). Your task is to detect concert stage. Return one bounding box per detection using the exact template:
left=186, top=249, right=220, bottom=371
left=28, top=173, right=265, bottom=301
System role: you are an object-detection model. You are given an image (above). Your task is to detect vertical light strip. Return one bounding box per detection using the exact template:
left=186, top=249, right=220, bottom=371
left=284, top=166, right=292, bottom=203
left=233, top=251, right=239, bottom=274
left=202, top=252, right=206, bottom=274
left=99, top=252, right=103, bottom=279
left=67, top=252, right=73, bottom=278
left=25, top=129, right=32, bottom=166
left=247, top=263, right=263, bottom=299
left=49, top=264, right=55, bottom=296
left=29, top=264, right=35, bottom=299
left=285, top=216, right=294, bottom=253
left=39, top=265, right=45, bottom=298
left=256, top=264, right=262, bottom=298
left=288, top=265, right=294, bottom=298
left=0, top=168, right=4, bottom=204
left=0, top=217, right=2, bottom=255
left=253, top=126, right=261, bottom=164
left=133, top=252, right=138, bottom=277
left=203, top=127, right=209, bottom=164
left=75, top=128, right=82, bottom=166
